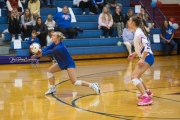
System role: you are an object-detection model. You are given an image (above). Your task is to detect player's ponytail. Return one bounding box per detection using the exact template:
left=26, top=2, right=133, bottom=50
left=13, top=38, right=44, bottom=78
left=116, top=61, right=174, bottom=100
left=56, top=32, right=66, bottom=42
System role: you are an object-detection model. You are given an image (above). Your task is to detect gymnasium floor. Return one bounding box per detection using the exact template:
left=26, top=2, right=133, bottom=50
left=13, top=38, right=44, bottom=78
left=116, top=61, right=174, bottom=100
left=0, top=56, right=180, bottom=120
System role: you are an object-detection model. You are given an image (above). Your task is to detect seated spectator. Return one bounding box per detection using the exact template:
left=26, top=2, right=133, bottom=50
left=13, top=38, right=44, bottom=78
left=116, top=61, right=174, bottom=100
left=28, top=0, right=40, bottom=16
left=91, top=0, right=104, bottom=14
left=141, top=19, right=150, bottom=37
left=46, top=0, right=55, bottom=8
left=98, top=6, right=114, bottom=38
left=113, top=5, right=124, bottom=37
left=122, top=21, right=134, bottom=55
left=74, top=0, right=95, bottom=15
left=45, top=14, right=56, bottom=30
left=46, top=29, right=54, bottom=46
left=124, top=9, right=134, bottom=26
left=17, top=7, right=23, bottom=16
left=105, top=0, right=122, bottom=9
left=6, top=0, right=24, bottom=13
left=21, top=8, right=33, bottom=40
left=53, top=5, right=76, bottom=39
left=0, top=0, right=5, bottom=9
left=160, top=20, right=176, bottom=56
left=32, top=13, right=39, bottom=26
left=27, top=30, right=40, bottom=45
left=33, top=17, right=48, bottom=47
left=137, top=7, right=148, bottom=22
left=8, top=9, right=22, bottom=41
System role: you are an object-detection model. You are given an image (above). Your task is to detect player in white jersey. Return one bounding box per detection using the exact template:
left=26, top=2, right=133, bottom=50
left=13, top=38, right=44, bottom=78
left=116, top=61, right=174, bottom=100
left=128, top=16, right=154, bottom=106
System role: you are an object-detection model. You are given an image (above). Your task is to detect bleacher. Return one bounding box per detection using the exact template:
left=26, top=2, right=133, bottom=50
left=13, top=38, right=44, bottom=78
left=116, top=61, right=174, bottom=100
left=0, top=0, right=177, bottom=59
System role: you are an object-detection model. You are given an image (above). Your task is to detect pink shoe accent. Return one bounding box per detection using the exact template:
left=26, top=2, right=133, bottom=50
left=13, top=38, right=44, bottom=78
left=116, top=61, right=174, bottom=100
left=137, top=90, right=153, bottom=99
left=138, top=96, right=153, bottom=106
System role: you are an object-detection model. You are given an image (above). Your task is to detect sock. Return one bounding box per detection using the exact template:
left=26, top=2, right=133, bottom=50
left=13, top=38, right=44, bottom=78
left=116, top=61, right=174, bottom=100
left=143, top=93, right=148, bottom=97
left=89, top=83, right=92, bottom=88
left=146, top=89, right=150, bottom=92
left=50, top=85, right=55, bottom=88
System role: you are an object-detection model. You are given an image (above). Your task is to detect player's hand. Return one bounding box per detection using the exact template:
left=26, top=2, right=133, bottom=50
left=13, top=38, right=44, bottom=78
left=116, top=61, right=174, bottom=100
left=36, top=49, right=42, bottom=55
left=138, top=59, right=145, bottom=67
left=128, top=54, right=135, bottom=60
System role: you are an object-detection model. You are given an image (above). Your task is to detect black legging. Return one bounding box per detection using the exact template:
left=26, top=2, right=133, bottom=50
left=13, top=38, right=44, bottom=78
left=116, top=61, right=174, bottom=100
left=100, top=26, right=114, bottom=36
left=37, top=33, right=47, bottom=47
left=8, top=25, right=21, bottom=34
left=56, top=26, right=76, bottom=39
left=79, top=1, right=93, bottom=12
left=22, top=25, right=33, bottom=38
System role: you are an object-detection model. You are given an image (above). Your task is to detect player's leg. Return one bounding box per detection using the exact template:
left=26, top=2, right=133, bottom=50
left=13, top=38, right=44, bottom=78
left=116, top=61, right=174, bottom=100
left=131, top=62, right=152, bottom=105
left=67, top=68, right=100, bottom=94
left=45, top=63, right=62, bottom=95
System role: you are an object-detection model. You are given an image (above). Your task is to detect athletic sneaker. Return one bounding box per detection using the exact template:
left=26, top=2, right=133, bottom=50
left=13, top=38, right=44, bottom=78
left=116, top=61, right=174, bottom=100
left=91, top=82, right=100, bottom=94
left=45, top=87, right=57, bottom=95
left=138, top=96, right=153, bottom=106
left=137, top=90, right=153, bottom=99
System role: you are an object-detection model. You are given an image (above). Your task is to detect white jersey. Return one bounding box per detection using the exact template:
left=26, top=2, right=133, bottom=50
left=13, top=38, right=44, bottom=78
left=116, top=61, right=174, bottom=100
left=133, top=28, right=153, bottom=57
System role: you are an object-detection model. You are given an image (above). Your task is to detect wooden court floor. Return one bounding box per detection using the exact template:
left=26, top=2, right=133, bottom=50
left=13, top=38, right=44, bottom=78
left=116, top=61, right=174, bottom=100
left=0, top=56, right=180, bottom=120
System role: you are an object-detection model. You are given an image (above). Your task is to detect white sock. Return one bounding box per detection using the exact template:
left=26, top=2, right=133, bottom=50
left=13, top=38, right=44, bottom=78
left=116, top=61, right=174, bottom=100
left=89, top=83, right=92, bottom=88
left=143, top=93, right=148, bottom=97
left=50, top=85, right=55, bottom=88
left=146, top=89, right=150, bottom=92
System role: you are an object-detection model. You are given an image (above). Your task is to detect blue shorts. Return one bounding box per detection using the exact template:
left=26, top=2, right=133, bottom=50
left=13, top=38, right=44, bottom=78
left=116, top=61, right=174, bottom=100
left=60, top=61, right=76, bottom=70
left=145, top=54, right=154, bottom=66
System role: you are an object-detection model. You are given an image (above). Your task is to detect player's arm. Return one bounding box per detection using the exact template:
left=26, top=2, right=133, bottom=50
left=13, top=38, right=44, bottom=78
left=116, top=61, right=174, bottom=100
left=42, top=46, right=61, bottom=56
left=42, top=43, right=55, bottom=52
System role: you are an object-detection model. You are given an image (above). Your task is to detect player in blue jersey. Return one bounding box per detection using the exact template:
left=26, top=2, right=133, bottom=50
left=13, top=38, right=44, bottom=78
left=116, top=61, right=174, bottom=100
left=31, top=32, right=100, bottom=95
left=128, top=16, right=154, bottom=106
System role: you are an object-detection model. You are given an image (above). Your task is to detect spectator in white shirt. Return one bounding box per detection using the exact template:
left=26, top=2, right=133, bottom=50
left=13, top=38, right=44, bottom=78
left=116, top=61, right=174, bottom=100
left=45, top=14, right=56, bottom=30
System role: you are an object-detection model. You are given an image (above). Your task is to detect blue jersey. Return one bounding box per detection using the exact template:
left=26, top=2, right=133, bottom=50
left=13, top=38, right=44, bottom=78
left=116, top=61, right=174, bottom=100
left=160, top=26, right=175, bottom=39
left=42, top=42, right=75, bottom=69
left=27, top=36, right=40, bottom=45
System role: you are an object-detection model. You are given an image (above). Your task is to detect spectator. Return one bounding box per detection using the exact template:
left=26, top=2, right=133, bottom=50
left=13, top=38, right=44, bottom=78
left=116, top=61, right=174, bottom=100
left=46, top=29, right=54, bottom=46
left=46, top=0, right=55, bottom=8
left=17, top=7, right=23, bottom=16
left=8, top=9, right=22, bottom=41
left=54, top=5, right=76, bottom=39
left=105, top=0, right=122, bottom=9
left=28, top=0, right=40, bottom=16
left=160, top=20, right=176, bottom=56
left=0, top=0, right=5, bottom=9
left=141, top=19, right=150, bottom=37
left=98, top=6, right=114, bottom=38
left=74, top=0, right=95, bottom=15
left=45, top=14, right=56, bottom=30
left=33, top=17, right=48, bottom=47
left=27, top=30, right=40, bottom=45
left=32, top=13, right=39, bottom=26
left=137, top=7, right=148, bottom=22
left=124, top=9, right=134, bottom=26
left=21, top=8, right=33, bottom=40
left=122, top=21, right=134, bottom=55
left=113, top=5, right=124, bottom=37
left=6, top=0, right=24, bottom=13
left=91, top=0, right=104, bottom=14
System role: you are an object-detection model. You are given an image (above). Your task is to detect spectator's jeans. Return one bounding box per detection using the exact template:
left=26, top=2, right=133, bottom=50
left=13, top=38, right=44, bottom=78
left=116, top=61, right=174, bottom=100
left=100, top=26, right=114, bottom=37
left=46, top=0, right=55, bottom=6
left=160, top=39, right=176, bottom=56
left=56, top=26, right=76, bottom=39
left=0, top=2, right=4, bottom=9
left=114, top=22, right=124, bottom=37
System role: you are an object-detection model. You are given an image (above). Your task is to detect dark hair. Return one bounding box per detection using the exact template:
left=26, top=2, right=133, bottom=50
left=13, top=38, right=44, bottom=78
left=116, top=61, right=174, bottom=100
left=131, top=16, right=141, bottom=27
left=141, top=7, right=145, bottom=10
left=48, top=29, right=54, bottom=37
left=142, top=19, right=148, bottom=27
left=32, top=30, right=37, bottom=34
left=30, top=0, right=38, bottom=3
left=161, top=20, right=170, bottom=36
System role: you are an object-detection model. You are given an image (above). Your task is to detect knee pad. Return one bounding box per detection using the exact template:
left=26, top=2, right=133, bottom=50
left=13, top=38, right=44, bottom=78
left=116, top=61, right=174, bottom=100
left=47, top=72, right=54, bottom=78
left=74, top=80, right=82, bottom=86
left=139, top=78, right=143, bottom=82
left=132, top=78, right=141, bottom=86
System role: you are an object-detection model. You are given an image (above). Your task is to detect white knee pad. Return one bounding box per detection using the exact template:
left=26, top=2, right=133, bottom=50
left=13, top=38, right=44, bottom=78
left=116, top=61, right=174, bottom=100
left=139, top=78, right=143, bottom=82
left=47, top=72, right=54, bottom=78
left=132, top=78, right=141, bottom=86
left=74, top=80, right=82, bottom=86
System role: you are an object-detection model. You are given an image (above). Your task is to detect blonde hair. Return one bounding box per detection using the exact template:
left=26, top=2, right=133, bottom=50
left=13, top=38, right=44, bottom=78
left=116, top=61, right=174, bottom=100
left=56, top=32, right=66, bottom=41
left=102, top=6, right=112, bottom=21
left=24, top=8, right=32, bottom=22
left=63, top=5, right=69, bottom=14
left=11, top=9, right=19, bottom=20
left=47, top=14, right=53, bottom=22
left=127, top=9, right=134, bottom=17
